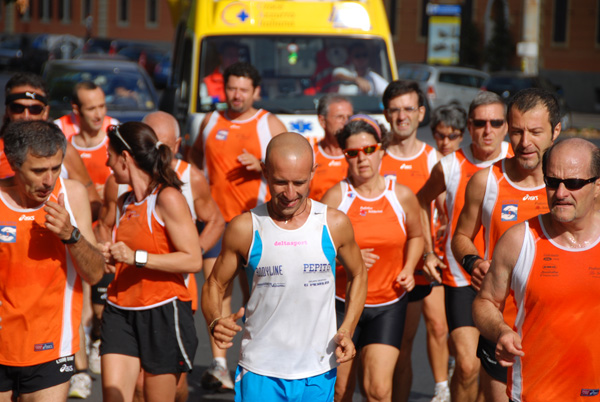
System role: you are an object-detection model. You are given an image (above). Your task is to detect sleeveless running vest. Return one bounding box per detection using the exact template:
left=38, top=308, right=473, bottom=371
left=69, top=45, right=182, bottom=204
left=70, top=135, right=111, bottom=198
left=54, top=114, right=118, bottom=140
left=335, top=177, right=408, bottom=306
left=441, top=142, right=511, bottom=287
left=309, top=142, right=348, bottom=201
left=107, top=187, right=192, bottom=309
left=508, top=217, right=600, bottom=402
left=0, top=177, right=83, bottom=366
left=241, top=201, right=337, bottom=379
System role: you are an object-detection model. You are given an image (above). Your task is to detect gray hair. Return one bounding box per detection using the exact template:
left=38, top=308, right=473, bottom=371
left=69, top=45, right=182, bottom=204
left=317, top=94, right=352, bottom=117
left=468, top=91, right=506, bottom=118
left=430, top=104, right=467, bottom=133
left=3, top=120, right=66, bottom=169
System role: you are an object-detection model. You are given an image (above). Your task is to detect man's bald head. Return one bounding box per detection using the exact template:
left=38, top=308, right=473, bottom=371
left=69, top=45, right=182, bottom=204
left=543, top=138, right=600, bottom=178
left=142, top=111, right=180, bottom=154
left=265, top=132, right=314, bottom=168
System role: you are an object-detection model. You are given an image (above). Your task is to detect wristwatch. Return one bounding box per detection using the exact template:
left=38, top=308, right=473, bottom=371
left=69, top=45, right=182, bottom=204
left=62, top=227, right=81, bottom=244
left=134, top=250, right=148, bottom=268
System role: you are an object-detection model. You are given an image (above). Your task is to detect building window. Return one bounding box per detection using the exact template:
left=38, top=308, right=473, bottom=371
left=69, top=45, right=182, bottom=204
left=146, top=0, right=158, bottom=26
left=117, top=0, right=129, bottom=26
left=420, top=0, right=429, bottom=39
left=38, top=0, right=52, bottom=21
left=58, top=0, right=71, bottom=22
left=552, top=0, right=568, bottom=44
left=20, top=3, right=32, bottom=21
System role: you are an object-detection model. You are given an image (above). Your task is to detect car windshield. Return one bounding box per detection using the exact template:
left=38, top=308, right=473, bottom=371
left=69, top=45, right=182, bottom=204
left=45, top=64, right=156, bottom=111
left=198, top=35, right=392, bottom=114
left=486, top=77, right=534, bottom=93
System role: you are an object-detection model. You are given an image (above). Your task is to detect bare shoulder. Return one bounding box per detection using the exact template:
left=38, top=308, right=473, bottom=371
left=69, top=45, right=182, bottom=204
left=325, top=207, right=352, bottom=232
left=224, top=212, right=254, bottom=253
left=63, top=178, right=88, bottom=201
left=267, top=113, right=287, bottom=136
left=493, top=221, right=528, bottom=264
left=320, top=182, right=343, bottom=207
left=157, top=186, right=187, bottom=208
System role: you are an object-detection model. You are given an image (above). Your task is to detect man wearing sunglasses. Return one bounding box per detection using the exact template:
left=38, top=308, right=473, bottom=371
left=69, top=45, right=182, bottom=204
left=452, top=88, right=561, bottom=402
left=1, top=73, right=102, bottom=221
left=417, top=91, right=512, bottom=402
left=473, top=138, right=600, bottom=402
left=378, top=80, right=452, bottom=402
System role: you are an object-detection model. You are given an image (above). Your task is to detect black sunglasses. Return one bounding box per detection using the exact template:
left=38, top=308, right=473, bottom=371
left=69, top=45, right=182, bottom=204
left=544, top=176, right=598, bottom=191
left=472, top=119, right=505, bottom=128
left=8, top=103, right=45, bottom=115
left=343, top=144, right=381, bottom=158
left=433, top=132, right=462, bottom=141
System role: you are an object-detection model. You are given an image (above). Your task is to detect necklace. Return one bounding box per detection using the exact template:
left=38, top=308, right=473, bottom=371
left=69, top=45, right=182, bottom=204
left=270, top=200, right=309, bottom=224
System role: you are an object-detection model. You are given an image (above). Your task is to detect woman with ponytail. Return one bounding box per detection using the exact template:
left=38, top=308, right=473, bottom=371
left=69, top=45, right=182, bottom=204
left=100, top=122, right=201, bottom=402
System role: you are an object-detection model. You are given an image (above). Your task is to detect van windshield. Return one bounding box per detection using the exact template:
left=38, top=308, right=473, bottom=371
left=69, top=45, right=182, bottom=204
left=198, top=35, right=392, bottom=114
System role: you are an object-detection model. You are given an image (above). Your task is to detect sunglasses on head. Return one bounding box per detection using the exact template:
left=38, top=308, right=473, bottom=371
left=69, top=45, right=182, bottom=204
left=343, top=144, right=381, bottom=158
left=544, top=176, right=598, bottom=191
left=433, top=132, right=462, bottom=141
left=472, top=119, right=505, bottom=128
left=8, top=103, right=45, bottom=115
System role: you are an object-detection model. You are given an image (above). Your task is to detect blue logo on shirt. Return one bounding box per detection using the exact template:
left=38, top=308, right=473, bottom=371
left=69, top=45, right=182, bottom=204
left=501, top=204, right=518, bottom=221
left=0, top=225, right=16, bottom=243
left=216, top=130, right=229, bottom=140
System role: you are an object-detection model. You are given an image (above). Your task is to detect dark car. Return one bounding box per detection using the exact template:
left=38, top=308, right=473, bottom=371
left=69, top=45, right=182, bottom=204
left=118, top=44, right=169, bottom=80
left=481, top=72, right=572, bottom=129
left=43, top=59, right=159, bottom=122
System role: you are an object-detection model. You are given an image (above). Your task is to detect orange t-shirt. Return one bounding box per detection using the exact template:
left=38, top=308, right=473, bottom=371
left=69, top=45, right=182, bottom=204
left=0, top=177, right=83, bottom=366
left=380, top=143, right=438, bottom=286
left=107, top=188, right=192, bottom=309
left=508, top=217, right=600, bottom=401
left=0, top=138, right=14, bottom=179
left=202, top=109, right=273, bottom=222
left=309, top=142, right=348, bottom=201
left=335, top=177, right=408, bottom=306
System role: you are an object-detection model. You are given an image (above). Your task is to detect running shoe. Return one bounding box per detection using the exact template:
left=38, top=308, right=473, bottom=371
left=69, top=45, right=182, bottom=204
left=68, top=372, right=92, bottom=399
left=88, top=339, right=101, bottom=374
left=200, top=361, right=234, bottom=391
left=430, top=383, right=450, bottom=402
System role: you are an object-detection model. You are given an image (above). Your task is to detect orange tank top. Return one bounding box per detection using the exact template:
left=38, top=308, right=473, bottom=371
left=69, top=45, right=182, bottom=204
left=441, top=143, right=512, bottom=287
left=380, top=143, right=438, bottom=286
left=107, top=188, right=192, bottom=309
left=309, top=142, right=348, bottom=201
left=70, top=135, right=111, bottom=198
left=55, top=114, right=116, bottom=140
left=335, top=177, right=408, bottom=306
left=481, top=159, right=548, bottom=327
left=0, top=178, right=83, bottom=366
left=202, top=109, right=272, bottom=222
left=508, top=217, right=600, bottom=401
left=0, top=138, right=14, bottom=178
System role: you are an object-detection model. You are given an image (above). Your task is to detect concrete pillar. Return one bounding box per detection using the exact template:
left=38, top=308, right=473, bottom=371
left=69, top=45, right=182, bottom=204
left=98, top=0, right=108, bottom=38
left=519, top=0, right=541, bottom=75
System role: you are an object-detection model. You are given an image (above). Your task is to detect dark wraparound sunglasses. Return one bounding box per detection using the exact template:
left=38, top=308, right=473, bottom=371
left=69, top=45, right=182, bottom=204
left=8, top=103, right=45, bottom=115
left=433, top=132, right=462, bottom=141
left=472, top=119, right=505, bottom=128
left=544, top=176, right=598, bottom=190
left=343, top=144, right=381, bottom=158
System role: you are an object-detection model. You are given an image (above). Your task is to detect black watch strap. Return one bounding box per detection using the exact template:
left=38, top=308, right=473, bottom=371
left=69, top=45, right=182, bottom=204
left=461, top=254, right=481, bottom=275
left=62, top=227, right=81, bottom=244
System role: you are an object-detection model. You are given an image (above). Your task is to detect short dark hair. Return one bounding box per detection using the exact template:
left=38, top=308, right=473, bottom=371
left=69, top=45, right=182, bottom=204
left=4, top=72, right=48, bottom=100
left=224, top=62, right=261, bottom=88
left=317, top=94, right=352, bottom=117
left=382, top=80, right=425, bottom=110
left=507, top=87, right=561, bottom=131
left=3, top=120, right=66, bottom=169
left=336, top=115, right=389, bottom=150
left=430, top=104, right=467, bottom=133
left=72, top=81, right=100, bottom=107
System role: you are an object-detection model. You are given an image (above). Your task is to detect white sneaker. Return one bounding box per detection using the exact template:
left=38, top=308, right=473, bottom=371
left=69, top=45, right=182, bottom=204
left=68, top=372, right=92, bottom=399
left=88, top=339, right=101, bottom=374
left=200, top=361, right=234, bottom=391
left=430, top=383, right=450, bottom=402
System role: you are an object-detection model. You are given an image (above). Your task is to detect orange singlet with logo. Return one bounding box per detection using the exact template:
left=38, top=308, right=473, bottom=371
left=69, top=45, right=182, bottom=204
left=440, top=143, right=512, bottom=287
left=0, top=138, right=13, bottom=178
left=481, top=158, right=548, bottom=327
left=309, top=142, right=348, bottom=201
left=0, top=177, right=83, bottom=366
left=335, top=177, right=408, bottom=306
left=70, top=135, right=111, bottom=198
left=201, top=109, right=273, bottom=222
left=106, top=187, right=191, bottom=309
left=508, top=216, right=600, bottom=402
left=380, top=143, right=438, bottom=286
left=55, top=114, right=117, bottom=140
